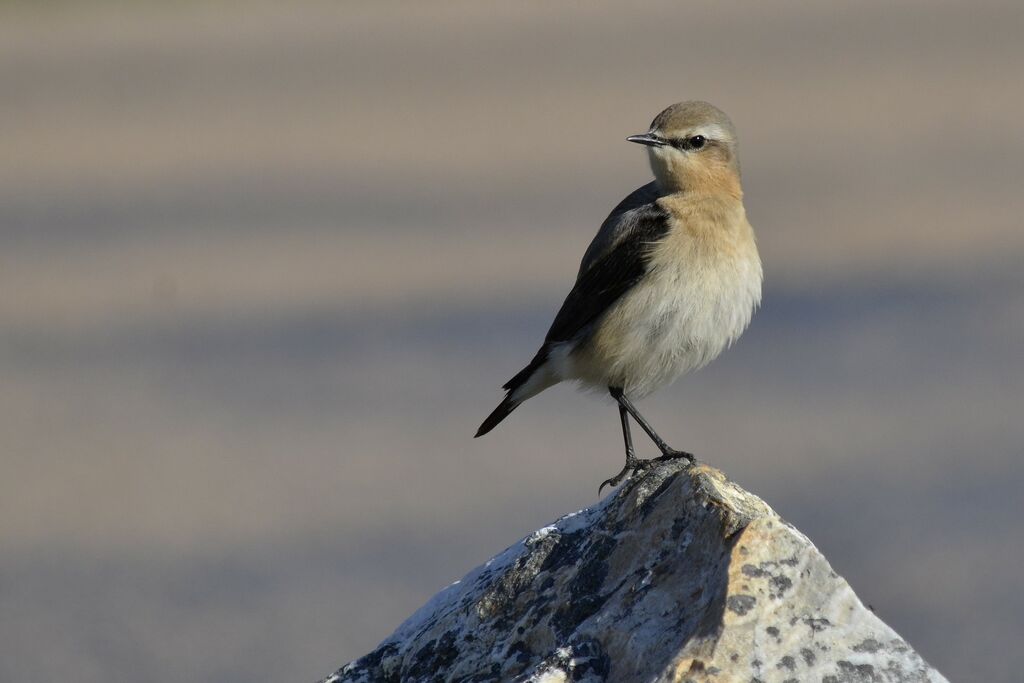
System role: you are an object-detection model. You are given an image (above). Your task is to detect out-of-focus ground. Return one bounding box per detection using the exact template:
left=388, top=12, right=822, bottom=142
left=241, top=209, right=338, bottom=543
left=1, top=2, right=1022, bottom=681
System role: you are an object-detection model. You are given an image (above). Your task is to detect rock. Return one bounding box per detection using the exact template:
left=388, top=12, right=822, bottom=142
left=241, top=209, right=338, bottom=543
left=320, top=460, right=947, bottom=683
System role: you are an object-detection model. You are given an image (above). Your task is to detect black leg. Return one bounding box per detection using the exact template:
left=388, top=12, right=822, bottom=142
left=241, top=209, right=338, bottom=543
left=599, top=387, right=693, bottom=493
left=599, top=401, right=640, bottom=493
left=611, top=389, right=693, bottom=461
left=618, top=402, right=635, bottom=461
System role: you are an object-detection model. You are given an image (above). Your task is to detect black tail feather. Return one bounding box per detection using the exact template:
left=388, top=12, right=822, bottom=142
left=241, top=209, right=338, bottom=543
left=476, top=348, right=549, bottom=438
left=475, top=396, right=519, bottom=437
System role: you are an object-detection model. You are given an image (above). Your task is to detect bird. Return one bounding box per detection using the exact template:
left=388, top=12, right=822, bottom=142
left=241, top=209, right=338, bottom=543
left=475, top=101, right=762, bottom=491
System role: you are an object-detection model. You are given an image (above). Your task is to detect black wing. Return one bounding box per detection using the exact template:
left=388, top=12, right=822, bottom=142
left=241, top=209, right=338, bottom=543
left=544, top=201, right=670, bottom=346
left=576, top=181, right=661, bottom=276
left=478, top=200, right=671, bottom=436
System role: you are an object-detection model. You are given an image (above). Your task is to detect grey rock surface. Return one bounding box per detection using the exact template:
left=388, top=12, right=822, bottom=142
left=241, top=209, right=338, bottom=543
left=320, top=461, right=947, bottom=683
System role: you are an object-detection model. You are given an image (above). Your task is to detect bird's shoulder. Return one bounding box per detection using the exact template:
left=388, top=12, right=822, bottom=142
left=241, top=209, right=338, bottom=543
left=577, top=181, right=670, bottom=277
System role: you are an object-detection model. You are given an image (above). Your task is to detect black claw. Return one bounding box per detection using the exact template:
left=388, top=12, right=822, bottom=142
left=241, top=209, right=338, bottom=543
left=598, top=459, right=636, bottom=495
left=597, top=475, right=621, bottom=496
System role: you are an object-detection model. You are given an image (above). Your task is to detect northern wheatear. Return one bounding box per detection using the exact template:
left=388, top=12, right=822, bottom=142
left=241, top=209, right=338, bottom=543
left=476, top=101, right=762, bottom=491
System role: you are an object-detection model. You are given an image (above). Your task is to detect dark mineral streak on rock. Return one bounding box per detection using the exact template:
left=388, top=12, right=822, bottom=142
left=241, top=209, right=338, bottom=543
left=320, top=461, right=948, bottom=683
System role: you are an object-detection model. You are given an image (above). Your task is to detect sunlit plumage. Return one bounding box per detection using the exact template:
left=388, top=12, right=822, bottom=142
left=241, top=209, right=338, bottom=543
left=476, top=101, right=762, bottom=490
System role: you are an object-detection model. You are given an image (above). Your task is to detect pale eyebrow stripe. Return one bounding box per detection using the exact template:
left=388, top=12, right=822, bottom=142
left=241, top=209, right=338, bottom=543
left=691, top=123, right=729, bottom=141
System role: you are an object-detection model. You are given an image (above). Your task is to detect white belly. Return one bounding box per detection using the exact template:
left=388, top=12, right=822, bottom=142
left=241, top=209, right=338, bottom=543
left=564, top=234, right=762, bottom=398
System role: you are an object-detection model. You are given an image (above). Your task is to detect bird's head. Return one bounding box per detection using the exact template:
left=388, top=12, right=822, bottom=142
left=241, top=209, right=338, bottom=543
left=628, top=101, right=741, bottom=196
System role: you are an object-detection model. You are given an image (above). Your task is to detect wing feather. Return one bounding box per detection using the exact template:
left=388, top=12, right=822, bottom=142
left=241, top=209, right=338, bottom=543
left=545, top=199, right=670, bottom=346
left=577, top=181, right=662, bottom=276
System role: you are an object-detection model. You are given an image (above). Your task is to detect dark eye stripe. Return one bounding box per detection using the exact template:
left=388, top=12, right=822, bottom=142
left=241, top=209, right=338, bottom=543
left=670, top=135, right=708, bottom=151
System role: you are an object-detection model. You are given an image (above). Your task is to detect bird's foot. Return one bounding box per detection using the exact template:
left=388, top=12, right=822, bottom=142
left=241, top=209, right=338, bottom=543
left=656, top=448, right=695, bottom=463
left=599, top=450, right=696, bottom=494
left=598, top=455, right=661, bottom=494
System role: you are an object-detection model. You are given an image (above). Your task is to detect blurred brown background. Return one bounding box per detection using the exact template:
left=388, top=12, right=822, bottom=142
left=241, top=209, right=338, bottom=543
left=2, top=1, right=1022, bottom=681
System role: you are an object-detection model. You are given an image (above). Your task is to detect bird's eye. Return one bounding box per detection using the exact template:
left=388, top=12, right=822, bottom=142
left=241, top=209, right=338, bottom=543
left=688, top=135, right=706, bottom=149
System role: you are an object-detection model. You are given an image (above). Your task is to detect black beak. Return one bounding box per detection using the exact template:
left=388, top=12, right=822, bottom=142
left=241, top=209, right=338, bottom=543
left=626, top=133, right=666, bottom=147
